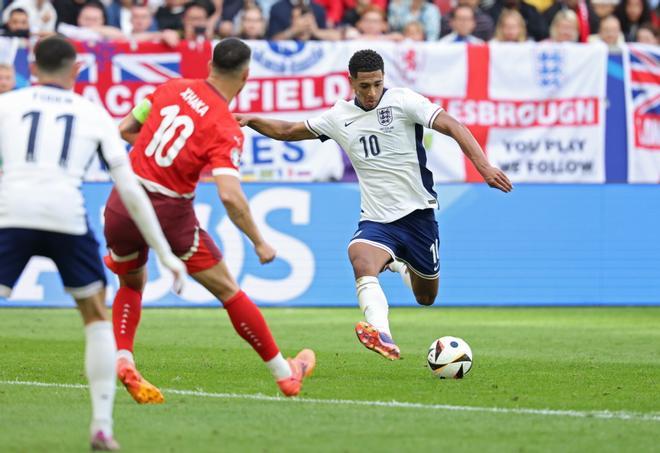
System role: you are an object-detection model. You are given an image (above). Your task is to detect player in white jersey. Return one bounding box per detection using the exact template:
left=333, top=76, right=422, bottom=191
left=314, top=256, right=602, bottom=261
left=0, top=36, right=187, bottom=450
left=237, top=49, right=512, bottom=360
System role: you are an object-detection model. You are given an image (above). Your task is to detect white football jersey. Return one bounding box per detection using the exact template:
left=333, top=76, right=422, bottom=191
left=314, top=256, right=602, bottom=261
left=0, top=85, right=127, bottom=234
left=305, top=88, right=443, bottom=223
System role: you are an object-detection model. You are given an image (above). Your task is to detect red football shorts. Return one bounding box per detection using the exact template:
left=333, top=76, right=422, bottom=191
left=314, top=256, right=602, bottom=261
left=103, top=188, right=222, bottom=275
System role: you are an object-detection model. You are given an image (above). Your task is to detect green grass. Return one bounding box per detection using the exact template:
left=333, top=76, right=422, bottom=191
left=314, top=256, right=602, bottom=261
left=1, top=307, right=659, bottom=452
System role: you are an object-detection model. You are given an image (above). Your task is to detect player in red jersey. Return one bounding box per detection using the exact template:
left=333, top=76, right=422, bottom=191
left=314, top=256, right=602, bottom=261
left=103, top=38, right=315, bottom=403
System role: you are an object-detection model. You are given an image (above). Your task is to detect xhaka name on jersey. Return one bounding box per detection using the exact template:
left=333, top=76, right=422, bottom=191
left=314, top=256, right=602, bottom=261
left=180, top=87, right=208, bottom=117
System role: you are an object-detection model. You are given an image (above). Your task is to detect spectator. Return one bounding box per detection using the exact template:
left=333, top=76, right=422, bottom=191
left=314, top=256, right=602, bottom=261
left=548, top=8, right=578, bottom=41
left=57, top=1, right=125, bottom=40
left=544, top=0, right=600, bottom=42
left=487, top=0, right=548, bottom=40
left=389, top=0, right=441, bottom=41
left=181, top=1, right=210, bottom=39
left=345, top=5, right=403, bottom=40
left=2, top=0, right=57, bottom=34
left=256, top=0, right=280, bottom=19
left=128, top=4, right=180, bottom=45
left=342, top=0, right=389, bottom=26
left=439, top=4, right=484, bottom=42
left=106, top=0, right=144, bottom=34
left=0, top=7, right=31, bottom=37
left=433, top=0, right=454, bottom=15
left=591, top=0, right=618, bottom=21
left=402, top=19, right=426, bottom=40
left=214, top=0, right=256, bottom=37
left=155, top=0, right=188, bottom=30
left=129, top=4, right=157, bottom=34
left=589, top=14, right=624, bottom=48
left=0, top=63, right=16, bottom=94
left=267, top=0, right=339, bottom=40
left=492, top=7, right=528, bottom=41
left=217, top=0, right=250, bottom=24
left=51, top=0, right=87, bottom=27
left=634, top=22, right=658, bottom=43
left=216, top=0, right=278, bottom=23
left=524, top=0, right=553, bottom=14
left=614, top=0, right=653, bottom=42
left=315, top=0, right=344, bottom=27
left=441, top=0, right=494, bottom=41
left=237, top=5, right=266, bottom=39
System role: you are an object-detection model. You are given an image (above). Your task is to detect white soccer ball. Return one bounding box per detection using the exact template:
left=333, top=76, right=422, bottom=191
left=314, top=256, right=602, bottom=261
left=427, top=336, right=473, bottom=379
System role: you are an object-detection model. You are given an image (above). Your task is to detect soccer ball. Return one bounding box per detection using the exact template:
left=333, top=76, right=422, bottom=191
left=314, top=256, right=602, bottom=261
left=427, top=336, right=473, bottom=379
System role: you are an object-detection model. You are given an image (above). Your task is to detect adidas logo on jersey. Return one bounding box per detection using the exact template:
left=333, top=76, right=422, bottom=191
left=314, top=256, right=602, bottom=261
left=180, top=88, right=209, bottom=117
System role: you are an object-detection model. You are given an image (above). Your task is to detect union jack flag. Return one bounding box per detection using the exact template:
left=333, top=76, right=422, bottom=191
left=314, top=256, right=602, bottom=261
left=71, top=41, right=210, bottom=118
left=628, top=46, right=659, bottom=152
left=111, top=53, right=181, bottom=83
left=629, top=46, right=660, bottom=118
left=75, top=43, right=181, bottom=84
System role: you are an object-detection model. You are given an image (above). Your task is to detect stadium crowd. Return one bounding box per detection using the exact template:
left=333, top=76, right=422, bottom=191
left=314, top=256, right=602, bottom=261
left=0, top=0, right=657, bottom=94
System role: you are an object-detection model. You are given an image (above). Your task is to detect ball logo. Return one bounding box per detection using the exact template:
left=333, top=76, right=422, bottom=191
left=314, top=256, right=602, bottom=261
left=252, top=41, right=324, bottom=75
left=377, top=107, right=393, bottom=126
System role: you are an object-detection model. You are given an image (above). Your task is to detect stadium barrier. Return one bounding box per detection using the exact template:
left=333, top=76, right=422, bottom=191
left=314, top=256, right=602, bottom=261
left=2, top=183, right=659, bottom=308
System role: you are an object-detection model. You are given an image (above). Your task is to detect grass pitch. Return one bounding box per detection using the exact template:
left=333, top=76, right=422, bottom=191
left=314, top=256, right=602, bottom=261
left=1, top=307, right=659, bottom=452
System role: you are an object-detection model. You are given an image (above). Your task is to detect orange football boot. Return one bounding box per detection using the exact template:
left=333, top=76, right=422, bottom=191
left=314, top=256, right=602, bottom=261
left=355, top=321, right=401, bottom=360
left=277, top=349, right=316, bottom=397
left=116, top=357, right=164, bottom=404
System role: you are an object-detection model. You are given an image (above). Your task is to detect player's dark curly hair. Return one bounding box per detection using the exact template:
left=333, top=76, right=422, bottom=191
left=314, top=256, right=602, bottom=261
left=348, top=49, right=384, bottom=78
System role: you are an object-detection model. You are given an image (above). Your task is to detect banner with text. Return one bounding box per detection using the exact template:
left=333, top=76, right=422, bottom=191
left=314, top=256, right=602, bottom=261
left=625, top=44, right=660, bottom=183
left=2, top=39, right=609, bottom=182
left=1, top=183, right=659, bottom=307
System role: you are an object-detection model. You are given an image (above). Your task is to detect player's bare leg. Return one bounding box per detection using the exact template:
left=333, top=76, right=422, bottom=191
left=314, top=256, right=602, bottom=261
left=192, top=261, right=315, bottom=397
left=349, top=242, right=401, bottom=360
left=409, top=272, right=439, bottom=306
left=112, top=267, right=164, bottom=404
left=76, top=290, right=120, bottom=451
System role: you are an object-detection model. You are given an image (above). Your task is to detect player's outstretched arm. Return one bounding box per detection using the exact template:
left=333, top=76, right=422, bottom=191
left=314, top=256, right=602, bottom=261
left=235, top=115, right=316, bottom=142
left=118, top=114, right=142, bottom=145
left=432, top=111, right=513, bottom=193
left=214, top=174, right=276, bottom=264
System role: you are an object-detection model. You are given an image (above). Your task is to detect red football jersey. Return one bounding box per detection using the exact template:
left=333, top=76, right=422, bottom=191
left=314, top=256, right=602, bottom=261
left=130, top=78, right=243, bottom=197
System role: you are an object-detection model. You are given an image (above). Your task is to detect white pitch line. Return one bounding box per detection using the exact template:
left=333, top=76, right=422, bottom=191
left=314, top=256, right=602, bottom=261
left=2, top=379, right=659, bottom=423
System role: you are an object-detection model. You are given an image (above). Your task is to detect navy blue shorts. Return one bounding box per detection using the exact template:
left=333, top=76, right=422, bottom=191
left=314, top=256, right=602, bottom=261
left=0, top=227, right=107, bottom=299
left=349, top=209, right=440, bottom=279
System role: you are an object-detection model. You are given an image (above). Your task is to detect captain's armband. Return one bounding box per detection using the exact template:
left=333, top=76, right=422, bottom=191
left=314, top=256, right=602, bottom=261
left=131, top=99, right=152, bottom=124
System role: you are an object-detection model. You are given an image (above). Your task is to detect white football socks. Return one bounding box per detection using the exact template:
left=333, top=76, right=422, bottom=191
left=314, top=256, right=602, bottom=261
left=266, top=353, right=293, bottom=380
left=85, top=321, right=116, bottom=438
left=356, top=276, right=391, bottom=336
left=388, top=260, right=412, bottom=290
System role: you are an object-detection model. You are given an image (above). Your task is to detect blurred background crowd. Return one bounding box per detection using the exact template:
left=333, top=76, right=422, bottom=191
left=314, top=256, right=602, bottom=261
left=0, top=0, right=656, bottom=46
left=0, top=0, right=657, bottom=93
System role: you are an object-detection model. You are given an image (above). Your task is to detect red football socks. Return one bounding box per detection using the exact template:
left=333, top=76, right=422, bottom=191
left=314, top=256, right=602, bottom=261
left=112, top=287, right=142, bottom=352
left=223, top=290, right=280, bottom=362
